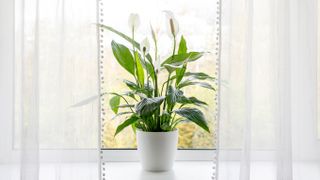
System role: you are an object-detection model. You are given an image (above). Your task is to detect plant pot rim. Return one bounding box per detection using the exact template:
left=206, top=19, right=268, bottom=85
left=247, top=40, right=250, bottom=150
left=136, top=129, right=178, bottom=134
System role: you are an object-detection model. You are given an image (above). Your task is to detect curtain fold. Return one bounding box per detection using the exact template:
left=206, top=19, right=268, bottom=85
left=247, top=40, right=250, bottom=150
left=218, top=0, right=320, bottom=179
left=0, top=0, right=100, bottom=179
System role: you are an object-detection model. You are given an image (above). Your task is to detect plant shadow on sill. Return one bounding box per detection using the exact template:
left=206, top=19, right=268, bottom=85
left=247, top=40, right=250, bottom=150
left=139, top=170, right=176, bottom=180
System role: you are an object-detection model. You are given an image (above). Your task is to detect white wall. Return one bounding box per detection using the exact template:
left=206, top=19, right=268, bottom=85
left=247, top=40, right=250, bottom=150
left=0, top=0, right=15, bottom=163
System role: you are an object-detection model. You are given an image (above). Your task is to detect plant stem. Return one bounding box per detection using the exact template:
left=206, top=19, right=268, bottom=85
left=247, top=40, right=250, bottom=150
left=162, top=72, right=171, bottom=111
left=118, top=94, right=135, bottom=113
left=131, top=28, right=139, bottom=86
left=143, top=53, right=151, bottom=97
left=162, top=36, right=176, bottom=112
left=154, top=40, right=159, bottom=97
left=152, top=33, right=161, bottom=131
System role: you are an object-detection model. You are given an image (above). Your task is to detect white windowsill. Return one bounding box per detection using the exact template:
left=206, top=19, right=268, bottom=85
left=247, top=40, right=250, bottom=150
left=104, top=161, right=214, bottom=180
left=1, top=161, right=320, bottom=180
left=0, top=161, right=213, bottom=180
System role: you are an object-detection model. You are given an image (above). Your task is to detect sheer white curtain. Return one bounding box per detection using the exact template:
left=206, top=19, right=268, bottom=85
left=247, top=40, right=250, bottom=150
left=218, top=0, right=320, bottom=180
left=1, top=0, right=100, bottom=180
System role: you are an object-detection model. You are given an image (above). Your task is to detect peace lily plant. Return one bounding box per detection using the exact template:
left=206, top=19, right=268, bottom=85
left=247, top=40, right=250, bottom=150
left=97, top=11, right=215, bottom=171
left=100, top=12, right=215, bottom=136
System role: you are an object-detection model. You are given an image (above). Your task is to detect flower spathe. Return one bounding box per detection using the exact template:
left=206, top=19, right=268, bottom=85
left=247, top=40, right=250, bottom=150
left=164, top=10, right=179, bottom=38
left=150, top=24, right=157, bottom=43
left=140, top=38, right=150, bottom=55
left=128, top=13, right=140, bottom=31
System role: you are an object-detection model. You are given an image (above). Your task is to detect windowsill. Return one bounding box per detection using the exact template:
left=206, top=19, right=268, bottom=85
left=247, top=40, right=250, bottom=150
left=0, top=161, right=213, bottom=180
left=104, top=161, right=213, bottom=180
left=1, top=161, right=320, bottom=180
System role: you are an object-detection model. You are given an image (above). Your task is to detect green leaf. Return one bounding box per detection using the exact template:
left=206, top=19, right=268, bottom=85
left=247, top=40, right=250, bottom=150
left=109, top=96, right=121, bottom=114
left=184, top=72, right=215, bottom=81
left=167, top=86, right=183, bottom=106
left=178, top=36, right=187, bottom=54
left=135, top=97, right=165, bottom=116
left=100, top=25, right=153, bottom=63
left=135, top=52, right=156, bottom=82
left=175, top=64, right=187, bottom=86
left=111, top=41, right=135, bottom=75
left=131, top=123, right=137, bottom=134
left=160, top=111, right=172, bottom=125
left=123, top=80, right=152, bottom=98
left=135, top=52, right=145, bottom=87
left=178, top=81, right=215, bottom=91
left=145, top=61, right=156, bottom=82
left=174, top=108, right=210, bottom=132
left=161, top=52, right=205, bottom=66
left=144, top=80, right=154, bottom=96
left=160, top=122, right=172, bottom=131
left=177, top=96, right=208, bottom=107
left=100, top=25, right=140, bottom=48
left=135, top=120, right=145, bottom=130
left=170, top=72, right=216, bottom=82
left=115, top=115, right=139, bottom=136
left=123, top=80, right=139, bottom=90
left=163, top=64, right=183, bottom=73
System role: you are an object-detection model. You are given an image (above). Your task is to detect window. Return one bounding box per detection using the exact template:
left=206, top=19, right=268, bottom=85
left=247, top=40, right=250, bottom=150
left=14, top=0, right=99, bottom=149
left=13, top=0, right=219, bottom=157
left=99, top=0, right=219, bottom=150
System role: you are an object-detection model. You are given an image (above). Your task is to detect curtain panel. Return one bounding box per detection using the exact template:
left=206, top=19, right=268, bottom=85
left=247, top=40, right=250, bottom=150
left=218, top=0, right=320, bottom=179
left=0, top=0, right=100, bottom=180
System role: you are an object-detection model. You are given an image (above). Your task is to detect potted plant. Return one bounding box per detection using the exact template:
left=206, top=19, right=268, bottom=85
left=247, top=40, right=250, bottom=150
left=100, top=12, right=215, bottom=172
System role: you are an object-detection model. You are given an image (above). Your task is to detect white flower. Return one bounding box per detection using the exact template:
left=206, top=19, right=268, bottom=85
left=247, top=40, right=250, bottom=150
left=149, top=13, right=162, bottom=41
left=140, top=38, right=150, bottom=55
left=128, top=13, right=140, bottom=31
left=164, top=10, right=179, bottom=38
left=150, top=24, right=157, bottom=43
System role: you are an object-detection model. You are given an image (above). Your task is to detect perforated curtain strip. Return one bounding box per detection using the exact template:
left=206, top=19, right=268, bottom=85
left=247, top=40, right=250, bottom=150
left=97, top=0, right=222, bottom=179
left=212, top=0, right=222, bottom=179
left=97, top=0, right=106, bottom=180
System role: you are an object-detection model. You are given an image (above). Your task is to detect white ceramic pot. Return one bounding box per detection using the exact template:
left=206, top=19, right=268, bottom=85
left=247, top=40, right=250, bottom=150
left=137, top=129, right=178, bottom=172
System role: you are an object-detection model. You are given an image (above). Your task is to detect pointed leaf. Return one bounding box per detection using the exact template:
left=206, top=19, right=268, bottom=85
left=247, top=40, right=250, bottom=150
left=145, top=61, right=156, bottom=82
left=178, top=36, right=187, bottom=54
left=163, top=64, right=183, bottom=73
left=123, top=80, right=139, bottom=90
left=100, top=25, right=140, bottom=48
left=115, top=115, right=139, bottom=136
left=178, top=81, right=215, bottom=91
left=135, top=97, right=165, bottom=116
left=100, top=25, right=153, bottom=63
left=136, top=52, right=155, bottom=82
left=131, top=123, right=137, bottom=134
left=167, top=86, right=183, bottom=106
left=184, top=72, right=216, bottom=81
left=170, top=72, right=216, bottom=82
left=174, top=108, right=209, bottom=132
left=177, top=96, right=208, bottom=107
left=109, top=96, right=121, bottom=114
left=175, top=63, right=187, bottom=85
left=161, top=52, right=205, bottom=66
left=135, top=52, right=145, bottom=87
left=111, top=41, right=135, bottom=75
